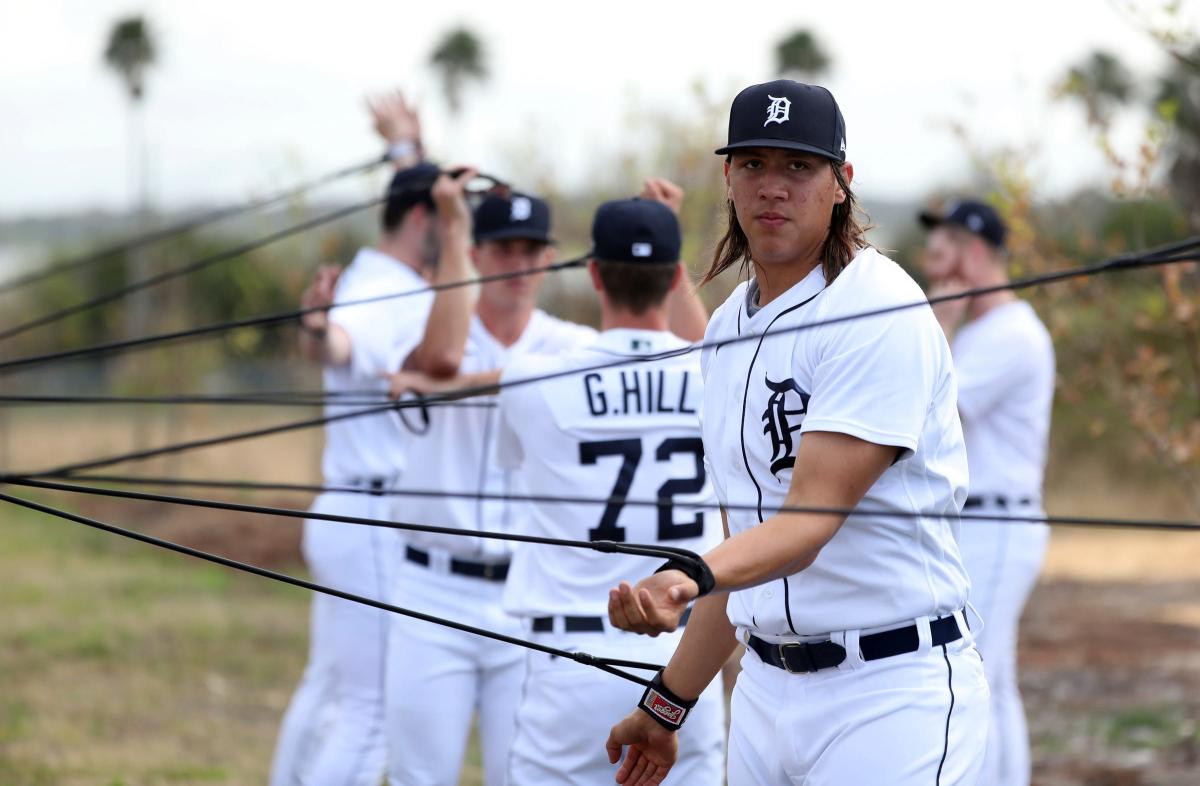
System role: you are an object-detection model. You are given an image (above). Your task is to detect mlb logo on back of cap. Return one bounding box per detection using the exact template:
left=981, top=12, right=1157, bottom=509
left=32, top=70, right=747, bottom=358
left=511, top=197, right=532, bottom=222
left=631, top=242, right=653, bottom=258
left=966, top=213, right=985, bottom=232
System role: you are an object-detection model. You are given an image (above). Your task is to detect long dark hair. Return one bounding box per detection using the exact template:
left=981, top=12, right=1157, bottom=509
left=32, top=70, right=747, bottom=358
left=702, top=162, right=870, bottom=286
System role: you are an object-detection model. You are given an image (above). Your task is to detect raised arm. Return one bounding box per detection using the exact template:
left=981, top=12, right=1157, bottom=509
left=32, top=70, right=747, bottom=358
left=400, top=168, right=478, bottom=377
left=640, top=177, right=708, bottom=342
left=367, top=88, right=423, bottom=170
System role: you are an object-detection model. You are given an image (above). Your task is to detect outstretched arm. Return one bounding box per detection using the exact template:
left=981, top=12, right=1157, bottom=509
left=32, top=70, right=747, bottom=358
left=611, top=430, right=897, bottom=634
left=639, top=177, right=707, bottom=342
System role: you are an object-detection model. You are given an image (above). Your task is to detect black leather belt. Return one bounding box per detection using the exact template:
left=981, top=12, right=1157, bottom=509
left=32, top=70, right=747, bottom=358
left=347, top=476, right=389, bottom=496
left=963, top=494, right=1033, bottom=510
left=531, top=607, right=692, bottom=634
left=404, top=545, right=509, bottom=582
left=748, top=614, right=963, bottom=674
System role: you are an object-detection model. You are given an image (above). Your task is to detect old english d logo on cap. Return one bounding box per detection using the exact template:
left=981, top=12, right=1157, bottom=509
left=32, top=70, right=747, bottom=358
left=765, top=95, right=791, bottom=126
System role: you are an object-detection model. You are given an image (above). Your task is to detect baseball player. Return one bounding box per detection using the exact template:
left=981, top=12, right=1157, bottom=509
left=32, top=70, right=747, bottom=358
left=269, top=92, right=478, bottom=786
left=920, top=200, right=1056, bottom=786
left=493, top=191, right=725, bottom=785
left=378, top=190, right=598, bottom=786
left=603, top=80, right=990, bottom=786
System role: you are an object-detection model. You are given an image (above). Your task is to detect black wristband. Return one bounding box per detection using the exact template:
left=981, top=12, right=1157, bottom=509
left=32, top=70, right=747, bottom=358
left=654, top=556, right=715, bottom=597
left=637, top=670, right=697, bottom=731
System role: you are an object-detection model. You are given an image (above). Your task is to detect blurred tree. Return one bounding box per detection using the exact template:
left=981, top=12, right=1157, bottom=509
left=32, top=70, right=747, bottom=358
left=103, top=15, right=158, bottom=345
left=429, top=27, right=488, bottom=115
left=774, top=30, right=831, bottom=79
left=1156, top=44, right=1200, bottom=229
left=1057, top=50, right=1135, bottom=126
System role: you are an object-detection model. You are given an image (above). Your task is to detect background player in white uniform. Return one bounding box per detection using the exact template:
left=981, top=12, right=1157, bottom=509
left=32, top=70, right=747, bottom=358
left=380, top=190, right=597, bottom=786
left=496, top=193, right=724, bottom=785
left=603, top=80, right=990, bottom=786
left=270, top=92, right=479, bottom=786
left=920, top=200, right=1056, bottom=786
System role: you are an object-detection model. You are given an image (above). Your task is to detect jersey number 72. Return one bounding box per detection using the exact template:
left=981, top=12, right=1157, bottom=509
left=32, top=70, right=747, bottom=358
left=578, top=437, right=706, bottom=543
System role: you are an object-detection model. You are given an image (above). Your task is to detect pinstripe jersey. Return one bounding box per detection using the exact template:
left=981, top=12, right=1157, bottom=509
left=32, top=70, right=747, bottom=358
left=699, top=247, right=971, bottom=637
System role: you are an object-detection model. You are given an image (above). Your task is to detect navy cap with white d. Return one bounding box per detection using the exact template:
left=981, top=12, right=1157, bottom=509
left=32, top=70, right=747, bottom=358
left=591, top=198, right=681, bottom=265
left=715, top=79, right=847, bottom=162
left=473, top=192, right=553, bottom=245
left=918, top=199, right=1007, bottom=249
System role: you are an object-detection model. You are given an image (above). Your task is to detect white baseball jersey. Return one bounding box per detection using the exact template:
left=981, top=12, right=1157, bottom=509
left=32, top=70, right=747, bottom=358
left=701, top=247, right=971, bottom=637
left=391, top=310, right=597, bottom=559
left=952, top=300, right=1055, bottom=498
left=496, top=328, right=725, bottom=618
left=321, top=247, right=433, bottom=483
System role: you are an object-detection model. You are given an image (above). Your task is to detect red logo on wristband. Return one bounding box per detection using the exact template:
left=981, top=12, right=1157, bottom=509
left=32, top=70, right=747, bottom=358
left=644, top=690, right=684, bottom=725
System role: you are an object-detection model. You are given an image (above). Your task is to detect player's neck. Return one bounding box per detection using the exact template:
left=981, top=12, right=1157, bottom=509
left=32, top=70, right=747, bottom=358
left=967, top=274, right=1018, bottom=321
left=375, top=235, right=425, bottom=277
left=601, top=306, right=669, bottom=333
left=477, top=299, right=534, bottom=347
left=751, top=253, right=821, bottom=307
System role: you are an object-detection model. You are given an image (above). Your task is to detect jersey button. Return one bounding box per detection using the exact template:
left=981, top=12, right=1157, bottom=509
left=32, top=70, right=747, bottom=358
left=764, top=589, right=774, bottom=599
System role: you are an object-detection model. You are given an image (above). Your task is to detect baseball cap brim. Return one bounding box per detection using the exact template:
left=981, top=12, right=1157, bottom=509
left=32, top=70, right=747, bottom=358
left=475, top=226, right=555, bottom=244
left=917, top=210, right=946, bottom=230
left=714, top=138, right=843, bottom=160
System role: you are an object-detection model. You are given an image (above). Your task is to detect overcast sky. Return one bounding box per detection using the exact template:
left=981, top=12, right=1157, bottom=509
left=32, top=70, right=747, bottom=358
left=1, top=0, right=1193, bottom=218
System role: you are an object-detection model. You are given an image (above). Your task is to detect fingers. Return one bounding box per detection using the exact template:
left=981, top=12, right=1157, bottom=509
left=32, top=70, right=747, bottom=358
left=606, top=727, right=623, bottom=765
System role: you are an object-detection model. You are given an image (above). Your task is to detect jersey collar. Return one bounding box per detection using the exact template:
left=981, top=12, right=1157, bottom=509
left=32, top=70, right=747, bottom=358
left=592, top=328, right=689, bottom=356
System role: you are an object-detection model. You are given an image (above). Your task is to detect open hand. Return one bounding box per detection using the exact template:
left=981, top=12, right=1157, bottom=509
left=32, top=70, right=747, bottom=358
left=606, top=709, right=678, bottom=785
left=608, top=570, right=698, bottom=636
left=367, top=88, right=422, bottom=149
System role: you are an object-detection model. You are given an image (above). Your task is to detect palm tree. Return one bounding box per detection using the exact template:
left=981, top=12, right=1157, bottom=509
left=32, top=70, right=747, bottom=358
left=775, top=29, right=831, bottom=80
left=429, top=27, right=488, bottom=116
left=103, top=15, right=157, bottom=212
left=102, top=15, right=157, bottom=346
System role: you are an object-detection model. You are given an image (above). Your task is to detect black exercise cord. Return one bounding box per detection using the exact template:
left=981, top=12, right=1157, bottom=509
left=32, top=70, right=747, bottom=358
left=0, top=490, right=664, bottom=687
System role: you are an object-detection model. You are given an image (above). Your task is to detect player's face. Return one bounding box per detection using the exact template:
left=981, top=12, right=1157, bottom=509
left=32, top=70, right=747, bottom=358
left=923, top=228, right=964, bottom=284
left=474, top=238, right=554, bottom=311
left=725, top=148, right=848, bottom=271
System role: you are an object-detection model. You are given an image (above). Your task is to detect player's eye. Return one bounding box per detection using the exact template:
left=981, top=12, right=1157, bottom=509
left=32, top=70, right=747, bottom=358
left=741, top=159, right=763, bottom=170
left=787, top=159, right=809, bottom=171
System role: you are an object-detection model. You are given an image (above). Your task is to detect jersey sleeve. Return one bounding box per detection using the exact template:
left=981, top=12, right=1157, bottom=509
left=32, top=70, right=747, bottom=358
left=801, top=306, right=941, bottom=458
left=496, top=363, right=531, bottom=470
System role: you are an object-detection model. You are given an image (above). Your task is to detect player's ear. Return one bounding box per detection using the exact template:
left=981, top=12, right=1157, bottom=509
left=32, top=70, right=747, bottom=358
left=723, top=159, right=732, bottom=199
left=832, top=162, right=853, bottom=205
left=587, top=259, right=603, bottom=294
left=668, top=262, right=684, bottom=293
left=469, top=245, right=481, bottom=266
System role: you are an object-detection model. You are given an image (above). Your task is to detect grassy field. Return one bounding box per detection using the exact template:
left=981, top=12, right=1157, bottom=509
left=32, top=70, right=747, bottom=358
left=1, top=411, right=1199, bottom=784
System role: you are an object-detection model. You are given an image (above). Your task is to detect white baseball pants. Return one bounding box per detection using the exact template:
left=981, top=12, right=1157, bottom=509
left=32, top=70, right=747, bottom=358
left=385, top=556, right=525, bottom=786
left=728, top=617, right=990, bottom=785
left=959, top=505, right=1049, bottom=786
left=270, top=490, right=399, bottom=786
left=507, top=623, right=726, bottom=785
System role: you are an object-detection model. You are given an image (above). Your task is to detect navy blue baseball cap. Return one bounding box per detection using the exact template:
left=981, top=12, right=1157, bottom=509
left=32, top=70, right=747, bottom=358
left=715, top=80, right=847, bottom=162
left=472, top=192, right=553, bottom=245
left=590, top=198, right=681, bottom=264
left=919, top=199, right=1007, bottom=249
left=383, top=161, right=440, bottom=228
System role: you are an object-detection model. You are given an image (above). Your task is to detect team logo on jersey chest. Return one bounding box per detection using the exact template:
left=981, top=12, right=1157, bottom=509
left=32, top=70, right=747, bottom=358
left=761, top=375, right=810, bottom=478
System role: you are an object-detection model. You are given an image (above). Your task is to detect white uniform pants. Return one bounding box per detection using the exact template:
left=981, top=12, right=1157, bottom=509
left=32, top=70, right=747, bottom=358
left=508, top=623, right=726, bottom=785
left=959, top=504, right=1049, bottom=786
left=385, top=556, right=525, bottom=786
left=270, top=490, right=399, bottom=786
left=728, top=618, right=990, bottom=785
